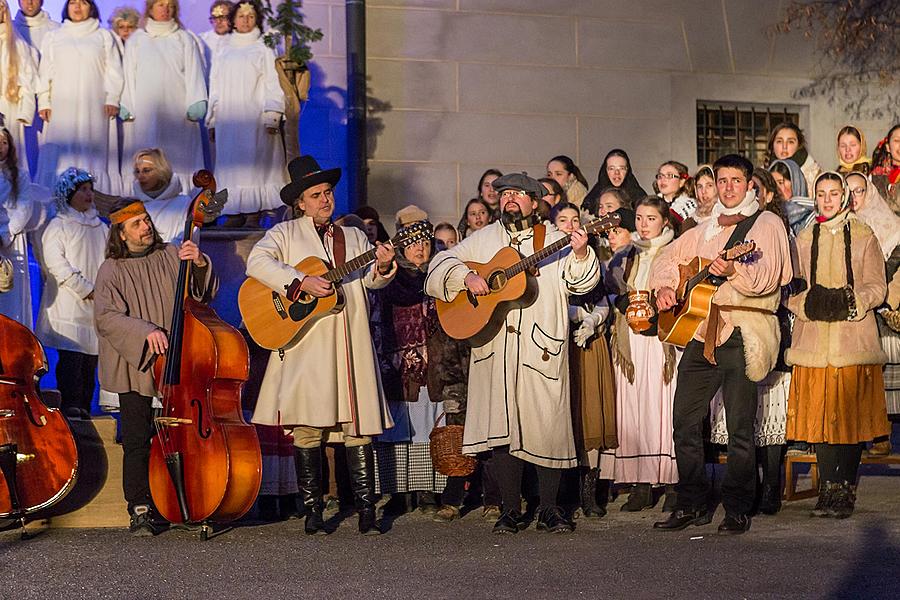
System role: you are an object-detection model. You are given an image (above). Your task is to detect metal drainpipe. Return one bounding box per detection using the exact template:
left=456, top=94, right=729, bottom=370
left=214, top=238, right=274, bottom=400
left=346, top=0, right=367, bottom=211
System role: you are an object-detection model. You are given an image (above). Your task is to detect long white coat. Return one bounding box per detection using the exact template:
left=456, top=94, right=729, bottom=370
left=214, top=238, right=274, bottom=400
left=207, top=29, right=285, bottom=215
left=0, top=170, right=48, bottom=326
left=34, top=18, right=122, bottom=192
left=247, top=216, right=395, bottom=439
left=425, top=221, right=601, bottom=468
left=0, top=28, right=38, bottom=158
left=131, top=178, right=192, bottom=244
left=35, top=206, right=108, bottom=353
left=120, top=19, right=206, bottom=194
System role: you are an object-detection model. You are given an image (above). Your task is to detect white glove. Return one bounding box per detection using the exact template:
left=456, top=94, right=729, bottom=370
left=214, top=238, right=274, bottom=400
left=574, top=312, right=600, bottom=347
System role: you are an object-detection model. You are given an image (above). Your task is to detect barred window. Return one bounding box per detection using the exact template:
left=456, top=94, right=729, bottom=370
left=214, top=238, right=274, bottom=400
left=696, top=102, right=802, bottom=166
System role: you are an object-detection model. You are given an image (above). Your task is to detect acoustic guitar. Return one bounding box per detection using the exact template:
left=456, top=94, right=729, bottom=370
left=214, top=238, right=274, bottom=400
left=239, top=221, right=431, bottom=352
left=436, top=213, right=620, bottom=347
left=657, top=241, right=757, bottom=347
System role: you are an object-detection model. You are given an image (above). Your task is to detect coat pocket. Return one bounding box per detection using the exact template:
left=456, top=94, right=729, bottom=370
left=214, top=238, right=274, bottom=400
left=523, top=322, right=565, bottom=380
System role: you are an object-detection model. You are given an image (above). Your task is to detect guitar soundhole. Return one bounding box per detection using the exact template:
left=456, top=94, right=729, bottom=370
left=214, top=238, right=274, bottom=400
left=488, top=271, right=507, bottom=292
left=296, top=292, right=316, bottom=305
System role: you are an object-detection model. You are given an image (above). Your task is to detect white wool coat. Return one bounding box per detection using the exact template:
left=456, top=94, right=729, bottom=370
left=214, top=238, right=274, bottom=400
left=120, top=20, right=206, bottom=194
left=247, top=216, right=395, bottom=439
left=425, top=221, right=601, bottom=469
left=34, top=18, right=123, bottom=192
left=207, top=30, right=285, bottom=214
left=35, top=206, right=108, bottom=353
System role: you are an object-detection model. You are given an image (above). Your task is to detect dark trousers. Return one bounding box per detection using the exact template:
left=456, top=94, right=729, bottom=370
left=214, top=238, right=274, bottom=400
left=119, top=392, right=155, bottom=513
left=816, top=443, right=864, bottom=483
left=673, top=332, right=757, bottom=516
left=56, top=350, right=98, bottom=413
left=492, top=446, right=561, bottom=511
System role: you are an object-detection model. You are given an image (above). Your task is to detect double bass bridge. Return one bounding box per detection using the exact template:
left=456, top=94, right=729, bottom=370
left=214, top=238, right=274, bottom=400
left=155, top=416, right=194, bottom=426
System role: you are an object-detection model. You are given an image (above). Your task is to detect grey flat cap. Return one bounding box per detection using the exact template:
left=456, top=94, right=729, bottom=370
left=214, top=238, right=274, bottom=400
left=490, top=172, right=545, bottom=200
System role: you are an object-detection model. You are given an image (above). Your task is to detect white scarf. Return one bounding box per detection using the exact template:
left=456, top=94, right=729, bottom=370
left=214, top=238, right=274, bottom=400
left=230, top=29, right=261, bottom=47
left=15, top=10, right=52, bottom=29
left=58, top=205, right=102, bottom=227
left=704, top=189, right=760, bottom=241
left=632, top=226, right=675, bottom=251
left=145, top=18, right=179, bottom=37
left=61, top=17, right=99, bottom=37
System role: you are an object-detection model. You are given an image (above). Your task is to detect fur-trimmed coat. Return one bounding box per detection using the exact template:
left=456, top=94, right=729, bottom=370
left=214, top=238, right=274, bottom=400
left=786, top=212, right=887, bottom=368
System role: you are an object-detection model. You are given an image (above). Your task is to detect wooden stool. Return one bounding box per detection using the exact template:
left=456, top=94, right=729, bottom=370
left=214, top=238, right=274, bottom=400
left=784, top=452, right=900, bottom=501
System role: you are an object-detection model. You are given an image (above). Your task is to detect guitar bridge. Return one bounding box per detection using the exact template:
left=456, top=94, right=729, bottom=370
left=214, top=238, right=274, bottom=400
left=272, top=292, right=288, bottom=320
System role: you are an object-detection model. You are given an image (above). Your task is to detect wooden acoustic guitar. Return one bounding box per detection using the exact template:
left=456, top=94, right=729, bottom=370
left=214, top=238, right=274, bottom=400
left=657, top=241, right=757, bottom=347
left=239, top=221, right=430, bottom=352
left=436, top=213, right=620, bottom=347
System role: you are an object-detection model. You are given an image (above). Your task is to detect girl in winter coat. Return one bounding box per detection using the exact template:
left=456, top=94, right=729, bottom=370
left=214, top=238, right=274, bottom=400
left=652, top=160, right=697, bottom=231
left=605, top=195, right=678, bottom=512
left=765, top=122, right=823, bottom=194
left=786, top=171, right=892, bottom=519
left=36, top=167, right=108, bottom=419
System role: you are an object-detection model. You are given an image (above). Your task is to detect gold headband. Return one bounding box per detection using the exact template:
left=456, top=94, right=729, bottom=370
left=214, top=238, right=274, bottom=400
left=211, top=5, right=229, bottom=17
left=110, top=201, right=148, bottom=224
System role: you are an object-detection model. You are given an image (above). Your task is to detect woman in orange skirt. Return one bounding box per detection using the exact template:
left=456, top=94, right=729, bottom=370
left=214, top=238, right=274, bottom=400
left=786, top=171, right=892, bottom=519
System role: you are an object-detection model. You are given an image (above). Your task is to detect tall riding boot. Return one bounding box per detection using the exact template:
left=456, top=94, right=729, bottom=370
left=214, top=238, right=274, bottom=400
left=580, top=467, right=605, bottom=518
left=346, top=444, right=381, bottom=535
left=295, top=447, right=327, bottom=535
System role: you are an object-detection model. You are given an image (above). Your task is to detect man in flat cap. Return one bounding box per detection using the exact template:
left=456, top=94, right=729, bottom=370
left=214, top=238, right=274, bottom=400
left=247, top=155, right=396, bottom=536
left=425, top=172, right=600, bottom=534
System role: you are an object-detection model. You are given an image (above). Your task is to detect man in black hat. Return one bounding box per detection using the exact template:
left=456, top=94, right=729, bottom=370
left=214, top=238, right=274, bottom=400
left=425, top=172, right=600, bottom=535
left=246, top=155, right=396, bottom=536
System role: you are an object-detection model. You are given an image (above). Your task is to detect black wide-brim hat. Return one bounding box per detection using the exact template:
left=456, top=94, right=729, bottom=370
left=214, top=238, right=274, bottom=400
left=280, top=155, right=342, bottom=205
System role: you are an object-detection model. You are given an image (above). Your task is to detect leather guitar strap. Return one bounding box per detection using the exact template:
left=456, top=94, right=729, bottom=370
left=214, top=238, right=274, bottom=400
left=332, top=223, right=346, bottom=266
left=530, top=223, right=546, bottom=276
left=702, top=210, right=761, bottom=365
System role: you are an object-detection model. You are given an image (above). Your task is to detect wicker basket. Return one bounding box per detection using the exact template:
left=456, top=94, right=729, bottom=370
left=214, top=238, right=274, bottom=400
left=429, top=412, right=477, bottom=477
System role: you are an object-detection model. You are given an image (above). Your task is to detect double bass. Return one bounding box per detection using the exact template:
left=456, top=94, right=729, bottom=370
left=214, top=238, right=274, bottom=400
left=0, top=314, right=79, bottom=537
left=148, top=171, right=261, bottom=540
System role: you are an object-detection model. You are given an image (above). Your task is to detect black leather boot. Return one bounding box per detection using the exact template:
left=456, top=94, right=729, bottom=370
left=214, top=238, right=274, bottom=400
left=580, top=467, right=606, bottom=518
left=295, top=447, right=327, bottom=535
left=346, top=444, right=381, bottom=535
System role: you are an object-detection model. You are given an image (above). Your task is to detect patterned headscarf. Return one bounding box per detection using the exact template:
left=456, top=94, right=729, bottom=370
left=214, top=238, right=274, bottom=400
left=54, top=167, right=94, bottom=209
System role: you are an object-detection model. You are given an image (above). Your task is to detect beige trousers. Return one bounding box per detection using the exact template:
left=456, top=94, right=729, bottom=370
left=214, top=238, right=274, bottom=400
left=292, top=424, right=371, bottom=449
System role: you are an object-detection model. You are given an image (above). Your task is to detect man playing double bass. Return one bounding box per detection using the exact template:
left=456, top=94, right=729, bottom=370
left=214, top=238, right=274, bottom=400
left=94, top=199, right=217, bottom=536
left=247, top=155, right=396, bottom=536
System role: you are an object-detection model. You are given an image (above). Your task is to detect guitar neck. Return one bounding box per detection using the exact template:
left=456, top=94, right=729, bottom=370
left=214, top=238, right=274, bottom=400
left=323, top=248, right=377, bottom=283
left=505, top=236, right=571, bottom=278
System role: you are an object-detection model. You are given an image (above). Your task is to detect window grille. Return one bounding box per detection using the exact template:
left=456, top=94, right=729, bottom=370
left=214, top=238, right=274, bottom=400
left=696, top=102, right=801, bottom=166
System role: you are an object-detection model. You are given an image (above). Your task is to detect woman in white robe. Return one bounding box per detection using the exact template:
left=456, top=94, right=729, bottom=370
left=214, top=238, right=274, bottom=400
left=605, top=196, right=678, bottom=512
left=0, top=1, right=38, bottom=164
left=34, top=0, right=122, bottom=192
left=35, top=168, right=108, bottom=418
left=207, top=1, right=285, bottom=218
left=120, top=0, right=206, bottom=194
left=0, top=127, right=46, bottom=326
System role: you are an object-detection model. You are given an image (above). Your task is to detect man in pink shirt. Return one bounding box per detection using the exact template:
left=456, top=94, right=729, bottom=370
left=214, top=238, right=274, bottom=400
left=650, top=154, right=792, bottom=535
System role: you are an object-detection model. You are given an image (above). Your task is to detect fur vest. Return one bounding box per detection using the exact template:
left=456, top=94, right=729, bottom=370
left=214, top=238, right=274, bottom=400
left=786, top=213, right=887, bottom=368
left=712, top=280, right=781, bottom=382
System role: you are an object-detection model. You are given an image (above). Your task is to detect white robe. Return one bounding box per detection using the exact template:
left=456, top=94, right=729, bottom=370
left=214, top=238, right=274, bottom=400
left=0, top=29, right=39, bottom=160
left=131, top=178, right=193, bottom=244
left=198, top=29, right=228, bottom=71
left=13, top=10, right=59, bottom=176
left=0, top=170, right=49, bottom=326
left=120, top=19, right=207, bottom=194
left=424, top=221, right=601, bottom=469
left=247, top=216, right=395, bottom=439
left=34, top=18, right=123, bottom=192
left=35, top=206, right=108, bottom=353
left=207, top=30, right=285, bottom=215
